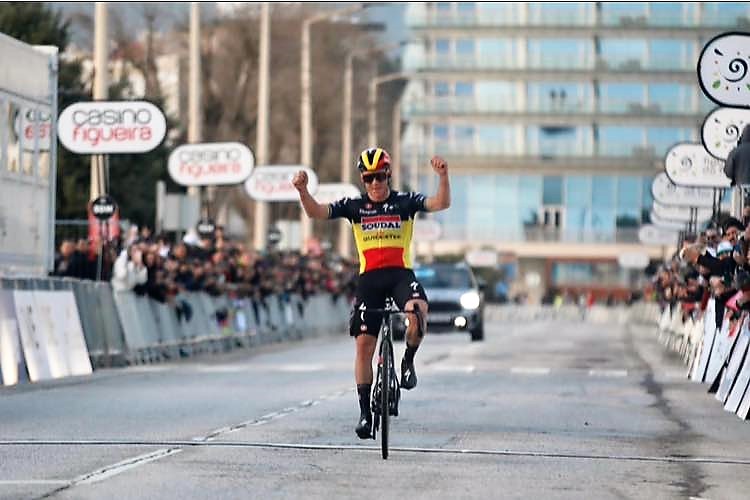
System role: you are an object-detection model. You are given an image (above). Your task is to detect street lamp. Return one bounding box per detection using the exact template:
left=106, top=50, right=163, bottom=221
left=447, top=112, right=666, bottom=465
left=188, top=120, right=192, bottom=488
left=368, top=71, right=412, bottom=146
left=300, top=3, right=367, bottom=253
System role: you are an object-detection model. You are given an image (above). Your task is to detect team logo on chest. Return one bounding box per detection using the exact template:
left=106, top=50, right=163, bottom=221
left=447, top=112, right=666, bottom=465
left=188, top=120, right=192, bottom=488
left=361, top=215, right=401, bottom=231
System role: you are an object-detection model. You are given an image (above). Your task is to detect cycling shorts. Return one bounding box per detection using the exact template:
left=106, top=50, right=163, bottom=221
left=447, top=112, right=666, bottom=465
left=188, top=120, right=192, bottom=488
left=349, top=267, right=428, bottom=337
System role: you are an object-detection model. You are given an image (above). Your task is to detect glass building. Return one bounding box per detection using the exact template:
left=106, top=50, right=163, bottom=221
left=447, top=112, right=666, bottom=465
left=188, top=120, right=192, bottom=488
left=400, top=2, right=748, bottom=299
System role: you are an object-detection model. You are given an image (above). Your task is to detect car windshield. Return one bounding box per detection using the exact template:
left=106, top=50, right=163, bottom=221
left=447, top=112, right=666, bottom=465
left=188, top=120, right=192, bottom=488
left=414, top=266, right=473, bottom=289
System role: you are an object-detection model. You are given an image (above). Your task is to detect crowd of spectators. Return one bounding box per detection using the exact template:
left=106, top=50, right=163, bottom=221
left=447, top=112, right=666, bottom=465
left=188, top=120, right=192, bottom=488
left=651, top=209, right=750, bottom=329
left=52, top=225, right=359, bottom=321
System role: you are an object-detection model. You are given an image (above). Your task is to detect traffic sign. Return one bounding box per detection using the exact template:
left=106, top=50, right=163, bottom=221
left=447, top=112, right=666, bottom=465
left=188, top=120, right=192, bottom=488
left=91, top=195, right=117, bottom=221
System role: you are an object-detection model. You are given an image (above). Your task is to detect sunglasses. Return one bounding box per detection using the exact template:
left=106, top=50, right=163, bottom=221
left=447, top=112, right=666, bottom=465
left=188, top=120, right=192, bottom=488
left=362, top=172, right=388, bottom=184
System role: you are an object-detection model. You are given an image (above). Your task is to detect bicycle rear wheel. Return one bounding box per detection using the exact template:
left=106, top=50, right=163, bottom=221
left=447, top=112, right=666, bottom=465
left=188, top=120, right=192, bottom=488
left=380, top=338, right=391, bottom=460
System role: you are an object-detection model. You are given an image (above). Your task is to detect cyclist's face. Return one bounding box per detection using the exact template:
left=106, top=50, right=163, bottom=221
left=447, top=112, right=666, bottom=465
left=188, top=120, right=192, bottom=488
left=362, top=169, right=390, bottom=201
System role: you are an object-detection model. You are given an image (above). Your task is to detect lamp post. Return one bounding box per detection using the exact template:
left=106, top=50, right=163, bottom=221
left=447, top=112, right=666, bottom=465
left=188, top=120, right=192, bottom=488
left=91, top=2, right=108, bottom=201
left=300, top=3, right=366, bottom=253
left=368, top=71, right=411, bottom=146
left=253, top=2, right=271, bottom=251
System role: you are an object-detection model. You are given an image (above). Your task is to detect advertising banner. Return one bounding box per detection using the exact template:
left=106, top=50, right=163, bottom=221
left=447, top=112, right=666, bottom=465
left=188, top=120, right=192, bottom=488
left=57, top=100, right=167, bottom=154
left=652, top=201, right=712, bottom=223
left=701, top=107, right=750, bottom=160
left=244, top=165, right=319, bottom=202
left=13, top=290, right=52, bottom=382
left=664, top=142, right=730, bottom=188
left=698, top=32, right=750, bottom=108
left=168, top=142, right=255, bottom=187
left=313, top=183, right=361, bottom=204
left=651, top=172, right=715, bottom=208
left=638, top=224, right=679, bottom=246
left=41, top=291, right=92, bottom=377
left=15, top=107, right=52, bottom=151
left=650, top=211, right=687, bottom=231
left=0, top=290, right=22, bottom=386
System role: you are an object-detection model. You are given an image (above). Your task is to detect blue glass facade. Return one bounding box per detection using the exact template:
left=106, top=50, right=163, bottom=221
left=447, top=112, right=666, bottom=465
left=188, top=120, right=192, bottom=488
left=402, top=2, right=746, bottom=249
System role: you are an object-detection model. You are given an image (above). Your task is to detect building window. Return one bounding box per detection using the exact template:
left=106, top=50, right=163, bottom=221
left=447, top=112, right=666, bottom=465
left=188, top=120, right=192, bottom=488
left=600, top=83, right=646, bottom=113
left=648, top=83, right=694, bottom=113
left=599, top=39, right=647, bottom=70
left=599, top=126, right=644, bottom=157
left=528, top=39, right=592, bottom=70
left=543, top=176, right=563, bottom=205
left=434, top=81, right=451, bottom=97
left=435, top=39, right=450, bottom=53
left=455, top=82, right=474, bottom=97
left=433, top=125, right=449, bottom=141
left=455, top=39, right=475, bottom=55
left=601, top=3, right=648, bottom=26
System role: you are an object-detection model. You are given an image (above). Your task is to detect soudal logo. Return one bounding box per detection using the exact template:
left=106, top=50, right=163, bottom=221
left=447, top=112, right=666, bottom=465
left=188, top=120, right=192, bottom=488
left=361, top=215, right=401, bottom=231
left=169, top=142, right=255, bottom=187
left=58, top=101, right=167, bottom=154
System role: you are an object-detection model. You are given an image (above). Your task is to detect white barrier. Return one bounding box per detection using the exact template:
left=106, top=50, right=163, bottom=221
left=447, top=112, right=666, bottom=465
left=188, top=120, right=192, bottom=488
left=0, top=276, right=351, bottom=386
left=643, top=298, right=750, bottom=421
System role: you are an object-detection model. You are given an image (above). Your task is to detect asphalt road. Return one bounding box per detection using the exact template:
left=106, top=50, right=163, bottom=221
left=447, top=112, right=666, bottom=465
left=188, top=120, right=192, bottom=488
left=1, top=311, right=749, bottom=500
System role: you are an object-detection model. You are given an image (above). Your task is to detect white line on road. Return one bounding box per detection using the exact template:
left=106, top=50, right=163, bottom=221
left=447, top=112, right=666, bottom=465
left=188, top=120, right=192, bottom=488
left=0, top=480, right=69, bottom=485
left=510, top=367, right=551, bottom=375
left=430, top=365, right=476, bottom=373
left=72, top=448, right=182, bottom=485
left=588, top=369, right=628, bottom=377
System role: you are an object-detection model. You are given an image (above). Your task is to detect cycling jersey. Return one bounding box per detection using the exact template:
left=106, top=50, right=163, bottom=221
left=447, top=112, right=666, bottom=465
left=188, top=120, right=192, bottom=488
left=329, top=191, right=428, bottom=274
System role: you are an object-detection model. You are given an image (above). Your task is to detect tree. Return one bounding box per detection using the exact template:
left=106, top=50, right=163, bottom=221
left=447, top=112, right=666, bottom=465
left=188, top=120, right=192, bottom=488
left=178, top=4, right=403, bottom=244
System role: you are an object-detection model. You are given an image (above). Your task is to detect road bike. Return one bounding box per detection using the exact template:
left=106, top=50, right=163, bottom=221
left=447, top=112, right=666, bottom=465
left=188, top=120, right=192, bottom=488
left=367, top=304, right=420, bottom=460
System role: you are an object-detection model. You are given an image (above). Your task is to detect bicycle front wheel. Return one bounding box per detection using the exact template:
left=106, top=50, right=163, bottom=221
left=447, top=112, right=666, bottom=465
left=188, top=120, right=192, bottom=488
left=380, top=338, right=391, bottom=460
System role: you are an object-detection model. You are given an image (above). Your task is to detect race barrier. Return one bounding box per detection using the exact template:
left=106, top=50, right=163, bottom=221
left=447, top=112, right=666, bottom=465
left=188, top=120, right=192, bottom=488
left=638, top=299, right=750, bottom=421
left=0, top=277, right=350, bottom=386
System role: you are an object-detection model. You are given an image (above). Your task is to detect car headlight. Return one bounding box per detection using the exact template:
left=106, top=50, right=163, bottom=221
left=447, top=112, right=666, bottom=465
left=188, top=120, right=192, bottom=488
left=460, top=291, right=480, bottom=310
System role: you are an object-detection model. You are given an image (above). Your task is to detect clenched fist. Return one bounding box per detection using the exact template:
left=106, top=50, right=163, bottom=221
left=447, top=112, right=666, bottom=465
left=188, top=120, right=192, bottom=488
left=431, top=156, right=448, bottom=176
left=292, top=170, right=308, bottom=191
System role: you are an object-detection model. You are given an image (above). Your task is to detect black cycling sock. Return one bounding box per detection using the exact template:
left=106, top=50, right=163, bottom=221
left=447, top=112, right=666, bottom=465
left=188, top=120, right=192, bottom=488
left=357, top=384, right=371, bottom=415
left=404, top=343, right=419, bottom=365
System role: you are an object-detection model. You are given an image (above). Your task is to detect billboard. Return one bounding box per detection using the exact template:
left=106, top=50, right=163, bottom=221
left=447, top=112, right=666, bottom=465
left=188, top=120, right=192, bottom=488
left=168, top=142, right=254, bottom=187
left=698, top=32, right=750, bottom=108
left=652, top=201, right=712, bottom=223
left=664, top=142, right=730, bottom=188
left=244, top=165, right=319, bottom=202
left=313, top=183, right=361, bottom=204
left=701, top=107, right=750, bottom=160
left=57, top=100, right=167, bottom=154
left=651, top=172, right=715, bottom=208
left=638, top=224, right=679, bottom=246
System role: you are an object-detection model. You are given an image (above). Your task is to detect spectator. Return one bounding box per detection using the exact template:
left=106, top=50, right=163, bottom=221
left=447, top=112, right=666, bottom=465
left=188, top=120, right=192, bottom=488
left=111, top=244, right=147, bottom=292
left=53, top=240, right=76, bottom=277
left=724, top=124, right=750, bottom=186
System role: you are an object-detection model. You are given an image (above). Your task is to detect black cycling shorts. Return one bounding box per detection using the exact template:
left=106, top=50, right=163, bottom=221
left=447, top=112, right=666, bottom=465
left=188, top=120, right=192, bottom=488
left=349, top=267, right=429, bottom=337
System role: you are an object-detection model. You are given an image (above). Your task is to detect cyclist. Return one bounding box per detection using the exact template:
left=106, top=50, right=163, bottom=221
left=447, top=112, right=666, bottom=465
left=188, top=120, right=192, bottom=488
left=292, top=147, right=451, bottom=439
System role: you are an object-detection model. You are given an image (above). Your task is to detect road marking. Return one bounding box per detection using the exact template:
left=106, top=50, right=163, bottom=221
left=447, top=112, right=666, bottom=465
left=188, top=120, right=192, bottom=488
left=0, top=480, right=68, bottom=485
left=276, top=363, right=327, bottom=372
left=588, top=369, right=628, bottom=378
left=431, top=365, right=476, bottom=374
left=73, top=448, right=182, bottom=485
left=511, top=367, right=550, bottom=375
left=4, top=440, right=750, bottom=466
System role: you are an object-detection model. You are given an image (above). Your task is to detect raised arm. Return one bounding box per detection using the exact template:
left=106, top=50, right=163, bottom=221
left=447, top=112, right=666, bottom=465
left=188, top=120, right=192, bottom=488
left=425, top=155, right=451, bottom=212
left=292, top=170, right=329, bottom=220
